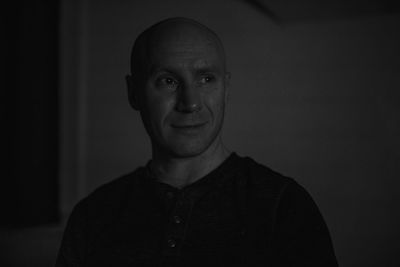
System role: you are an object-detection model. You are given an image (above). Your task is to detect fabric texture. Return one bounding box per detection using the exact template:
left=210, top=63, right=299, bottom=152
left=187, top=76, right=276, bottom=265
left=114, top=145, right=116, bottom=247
left=56, top=153, right=338, bottom=266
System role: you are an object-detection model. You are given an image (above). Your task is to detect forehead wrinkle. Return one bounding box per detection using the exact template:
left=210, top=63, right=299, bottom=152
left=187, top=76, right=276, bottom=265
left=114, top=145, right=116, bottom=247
left=149, top=50, right=222, bottom=74
left=147, top=46, right=223, bottom=80
left=149, top=61, right=219, bottom=79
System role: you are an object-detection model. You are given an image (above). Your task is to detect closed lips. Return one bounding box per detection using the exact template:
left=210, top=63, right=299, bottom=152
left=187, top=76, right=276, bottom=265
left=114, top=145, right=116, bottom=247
left=172, top=122, right=207, bottom=128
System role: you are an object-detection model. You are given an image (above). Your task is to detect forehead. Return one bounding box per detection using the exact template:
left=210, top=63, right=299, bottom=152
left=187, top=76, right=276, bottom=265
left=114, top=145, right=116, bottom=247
left=149, top=39, right=223, bottom=72
left=143, top=22, right=225, bottom=73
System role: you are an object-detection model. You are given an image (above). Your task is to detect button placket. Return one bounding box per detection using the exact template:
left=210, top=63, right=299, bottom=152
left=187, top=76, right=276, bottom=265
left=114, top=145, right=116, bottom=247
left=162, top=192, right=191, bottom=256
left=172, top=215, right=182, bottom=224
left=167, top=238, right=177, bottom=248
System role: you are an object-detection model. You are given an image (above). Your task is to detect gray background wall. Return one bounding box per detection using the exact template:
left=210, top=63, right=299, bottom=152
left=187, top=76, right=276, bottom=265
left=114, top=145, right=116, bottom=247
left=69, top=0, right=400, bottom=266
left=75, top=1, right=399, bottom=266
left=3, top=0, right=400, bottom=266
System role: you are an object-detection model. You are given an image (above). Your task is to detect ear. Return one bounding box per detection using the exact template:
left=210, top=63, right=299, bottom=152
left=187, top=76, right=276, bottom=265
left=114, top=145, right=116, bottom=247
left=126, top=74, right=140, bottom=110
left=224, top=71, right=231, bottom=103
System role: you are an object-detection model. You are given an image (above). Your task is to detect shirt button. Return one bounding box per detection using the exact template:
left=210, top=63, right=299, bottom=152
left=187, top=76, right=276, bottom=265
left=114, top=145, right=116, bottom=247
left=173, top=215, right=182, bottom=224
left=167, top=238, right=177, bottom=248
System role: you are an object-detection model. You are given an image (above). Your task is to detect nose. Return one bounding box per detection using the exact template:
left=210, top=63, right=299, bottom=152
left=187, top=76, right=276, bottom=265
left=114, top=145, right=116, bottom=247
left=175, top=83, right=202, bottom=113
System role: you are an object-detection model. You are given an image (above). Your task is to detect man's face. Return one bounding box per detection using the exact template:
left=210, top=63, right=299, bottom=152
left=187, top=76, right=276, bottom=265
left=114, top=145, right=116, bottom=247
left=132, top=26, right=229, bottom=158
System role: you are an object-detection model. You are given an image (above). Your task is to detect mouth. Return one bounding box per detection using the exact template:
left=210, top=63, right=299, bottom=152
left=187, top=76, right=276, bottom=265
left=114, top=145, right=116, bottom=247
left=171, top=122, right=207, bottom=129
left=171, top=121, right=208, bottom=134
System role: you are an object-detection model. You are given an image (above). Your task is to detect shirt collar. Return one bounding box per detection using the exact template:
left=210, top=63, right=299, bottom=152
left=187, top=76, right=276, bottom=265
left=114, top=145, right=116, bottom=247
left=145, top=152, right=240, bottom=203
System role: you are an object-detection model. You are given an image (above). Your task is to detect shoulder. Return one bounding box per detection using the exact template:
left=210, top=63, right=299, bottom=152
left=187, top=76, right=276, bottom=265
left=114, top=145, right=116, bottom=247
left=236, top=154, right=318, bottom=211
left=57, top=167, right=150, bottom=264
left=89, top=167, right=145, bottom=199
left=64, top=167, right=151, bottom=244
left=72, top=167, right=148, bottom=221
left=234, top=154, right=296, bottom=199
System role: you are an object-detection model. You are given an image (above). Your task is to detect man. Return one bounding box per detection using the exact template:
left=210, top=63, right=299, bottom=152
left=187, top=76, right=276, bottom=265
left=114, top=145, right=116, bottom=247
left=56, top=17, right=338, bottom=266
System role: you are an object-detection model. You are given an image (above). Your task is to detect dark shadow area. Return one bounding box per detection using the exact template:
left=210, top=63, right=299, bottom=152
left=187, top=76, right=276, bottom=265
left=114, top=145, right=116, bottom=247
left=3, top=0, right=60, bottom=228
left=2, top=1, right=61, bottom=265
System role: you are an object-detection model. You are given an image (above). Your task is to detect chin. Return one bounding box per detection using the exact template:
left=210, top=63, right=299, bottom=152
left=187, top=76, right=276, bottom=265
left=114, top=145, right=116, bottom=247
left=154, top=122, right=223, bottom=158
left=167, top=142, right=209, bottom=158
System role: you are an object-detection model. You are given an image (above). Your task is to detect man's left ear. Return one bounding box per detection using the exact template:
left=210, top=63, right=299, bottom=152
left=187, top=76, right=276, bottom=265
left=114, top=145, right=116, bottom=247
left=126, top=74, right=140, bottom=111
left=224, top=72, right=231, bottom=102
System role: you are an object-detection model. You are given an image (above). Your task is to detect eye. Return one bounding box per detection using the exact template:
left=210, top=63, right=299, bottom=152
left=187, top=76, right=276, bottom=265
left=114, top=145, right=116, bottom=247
left=156, top=77, right=179, bottom=90
left=199, top=75, right=215, bottom=84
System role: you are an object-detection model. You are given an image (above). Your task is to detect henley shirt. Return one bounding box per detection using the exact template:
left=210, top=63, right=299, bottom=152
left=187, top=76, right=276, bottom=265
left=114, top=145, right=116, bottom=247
left=56, top=152, right=338, bottom=266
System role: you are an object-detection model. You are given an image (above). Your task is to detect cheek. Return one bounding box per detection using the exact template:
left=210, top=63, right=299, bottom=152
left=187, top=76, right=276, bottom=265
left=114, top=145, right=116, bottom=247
left=205, top=87, right=226, bottom=116
left=145, top=93, right=176, bottom=127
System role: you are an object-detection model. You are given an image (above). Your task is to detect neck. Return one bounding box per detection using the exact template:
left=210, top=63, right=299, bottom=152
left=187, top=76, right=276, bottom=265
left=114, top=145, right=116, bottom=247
left=149, top=137, right=231, bottom=189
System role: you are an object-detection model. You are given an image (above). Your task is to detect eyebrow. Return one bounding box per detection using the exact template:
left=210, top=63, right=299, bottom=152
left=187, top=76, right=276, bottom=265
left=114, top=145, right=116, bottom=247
left=149, top=67, right=172, bottom=75
left=194, top=66, right=220, bottom=74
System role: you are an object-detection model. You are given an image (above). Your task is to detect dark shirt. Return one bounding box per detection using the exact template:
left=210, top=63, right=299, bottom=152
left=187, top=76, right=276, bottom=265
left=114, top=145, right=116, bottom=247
left=56, top=153, right=338, bottom=266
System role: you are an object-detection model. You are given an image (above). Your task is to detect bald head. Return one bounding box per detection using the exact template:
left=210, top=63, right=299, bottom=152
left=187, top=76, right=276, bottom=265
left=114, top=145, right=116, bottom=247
left=130, top=17, right=226, bottom=78
left=126, top=17, right=230, bottom=159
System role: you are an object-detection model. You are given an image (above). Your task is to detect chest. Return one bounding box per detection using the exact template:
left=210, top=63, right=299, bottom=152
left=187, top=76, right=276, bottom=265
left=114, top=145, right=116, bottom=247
left=85, top=189, right=272, bottom=266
